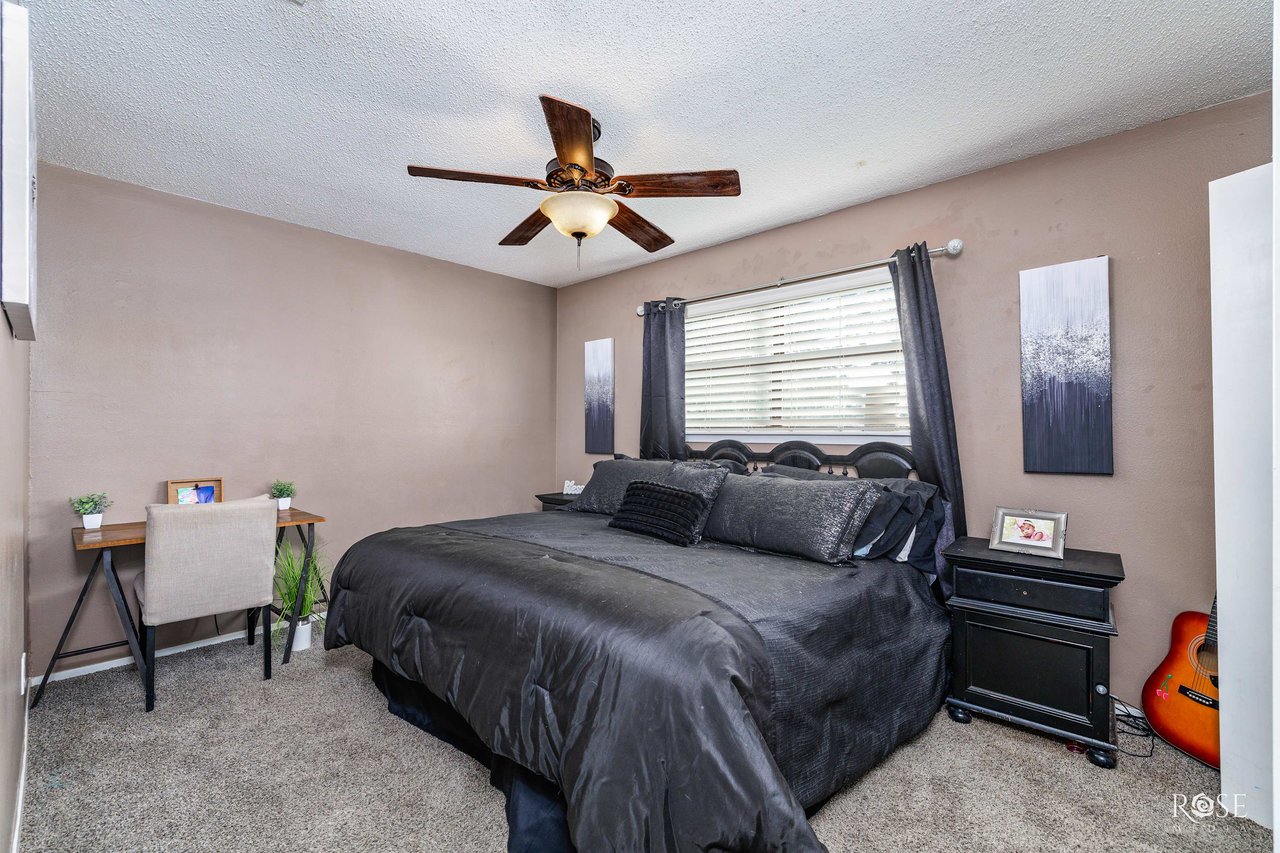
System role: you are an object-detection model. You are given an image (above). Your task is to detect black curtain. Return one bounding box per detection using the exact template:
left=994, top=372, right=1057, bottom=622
left=640, top=297, right=687, bottom=460
left=889, top=243, right=966, bottom=581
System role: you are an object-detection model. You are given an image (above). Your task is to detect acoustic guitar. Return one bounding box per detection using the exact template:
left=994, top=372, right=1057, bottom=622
left=1142, top=597, right=1219, bottom=768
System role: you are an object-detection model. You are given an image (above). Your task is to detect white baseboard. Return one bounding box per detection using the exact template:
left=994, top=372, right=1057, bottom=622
left=10, top=685, right=26, bottom=853
left=27, top=627, right=264, bottom=691
left=1112, top=695, right=1146, bottom=719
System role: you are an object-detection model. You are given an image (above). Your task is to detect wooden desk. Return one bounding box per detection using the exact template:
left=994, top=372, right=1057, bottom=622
left=71, top=507, right=326, bottom=551
left=32, top=508, right=327, bottom=710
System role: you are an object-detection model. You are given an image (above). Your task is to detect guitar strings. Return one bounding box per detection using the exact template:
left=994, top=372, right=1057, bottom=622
left=1187, top=633, right=1218, bottom=698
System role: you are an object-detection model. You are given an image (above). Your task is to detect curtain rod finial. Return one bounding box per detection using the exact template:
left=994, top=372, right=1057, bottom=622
left=945, top=238, right=964, bottom=257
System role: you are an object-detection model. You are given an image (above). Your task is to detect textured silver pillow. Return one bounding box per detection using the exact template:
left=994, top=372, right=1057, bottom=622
left=661, top=461, right=729, bottom=543
left=703, top=474, right=882, bottom=564
left=570, top=459, right=676, bottom=515
left=761, top=467, right=937, bottom=561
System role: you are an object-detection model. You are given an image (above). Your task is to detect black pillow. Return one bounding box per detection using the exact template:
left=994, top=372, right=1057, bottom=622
left=849, top=486, right=909, bottom=557
left=875, top=480, right=939, bottom=561
left=902, top=487, right=945, bottom=574
left=703, top=474, right=882, bottom=564
left=570, top=459, right=676, bottom=515
left=662, top=461, right=729, bottom=543
left=609, top=482, right=710, bottom=547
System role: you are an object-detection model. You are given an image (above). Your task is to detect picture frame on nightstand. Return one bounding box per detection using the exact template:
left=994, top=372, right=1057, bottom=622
left=989, top=506, right=1067, bottom=560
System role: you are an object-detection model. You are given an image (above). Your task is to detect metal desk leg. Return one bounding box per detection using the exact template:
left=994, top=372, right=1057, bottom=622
left=295, top=523, right=328, bottom=603
left=282, top=523, right=315, bottom=664
left=30, top=552, right=103, bottom=709
left=30, top=547, right=147, bottom=710
left=100, top=549, right=148, bottom=678
left=266, top=527, right=286, bottom=647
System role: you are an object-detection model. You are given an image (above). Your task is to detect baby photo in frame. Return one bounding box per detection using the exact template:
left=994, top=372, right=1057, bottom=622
left=989, top=506, right=1067, bottom=559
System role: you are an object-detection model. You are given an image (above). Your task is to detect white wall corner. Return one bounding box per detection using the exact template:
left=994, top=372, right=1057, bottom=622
left=1209, top=162, right=1273, bottom=830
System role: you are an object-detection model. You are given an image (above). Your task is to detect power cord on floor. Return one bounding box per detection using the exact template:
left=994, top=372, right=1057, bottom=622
left=1112, top=695, right=1155, bottom=758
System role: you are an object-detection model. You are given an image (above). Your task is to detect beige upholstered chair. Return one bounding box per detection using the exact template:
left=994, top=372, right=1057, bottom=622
left=134, top=496, right=278, bottom=711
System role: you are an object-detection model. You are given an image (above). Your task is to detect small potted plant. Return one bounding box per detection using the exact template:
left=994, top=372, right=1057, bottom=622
left=269, top=480, right=296, bottom=511
left=69, top=492, right=112, bottom=530
left=273, top=543, right=326, bottom=653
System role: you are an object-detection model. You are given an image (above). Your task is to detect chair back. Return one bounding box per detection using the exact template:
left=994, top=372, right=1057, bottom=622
left=142, top=496, right=277, bottom=625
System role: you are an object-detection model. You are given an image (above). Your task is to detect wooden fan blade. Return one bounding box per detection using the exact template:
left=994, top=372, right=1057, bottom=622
left=609, top=201, right=674, bottom=253
left=499, top=209, right=552, bottom=246
left=614, top=170, right=741, bottom=198
left=407, top=166, right=545, bottom=189
left=540, top=95, right=595, bottom=178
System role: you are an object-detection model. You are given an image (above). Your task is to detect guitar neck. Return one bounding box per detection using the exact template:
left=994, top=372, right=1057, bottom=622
left=1206, top=596, right=1218, bottom=649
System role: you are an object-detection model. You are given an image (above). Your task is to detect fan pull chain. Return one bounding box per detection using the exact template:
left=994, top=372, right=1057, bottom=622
left=576, top=235, right=583, bottom=270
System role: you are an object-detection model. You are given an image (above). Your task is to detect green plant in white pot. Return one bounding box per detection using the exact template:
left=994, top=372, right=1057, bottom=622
left=69, top=492, right=113, bottom=530
left=273, top=543, right=326, bottom=653
left=269, top=480, right=296, bottom=511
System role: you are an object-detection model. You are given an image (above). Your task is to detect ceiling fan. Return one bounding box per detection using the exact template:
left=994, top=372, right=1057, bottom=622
left=407, top=95, right=741, bottom=254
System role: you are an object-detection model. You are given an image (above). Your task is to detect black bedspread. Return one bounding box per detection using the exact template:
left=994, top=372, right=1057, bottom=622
left=326, top=511, right=949, bottom=852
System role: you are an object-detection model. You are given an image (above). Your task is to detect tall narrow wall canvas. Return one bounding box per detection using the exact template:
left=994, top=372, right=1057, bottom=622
left=585, top=338, right=614, bottom=455
left=1020, top=256, right=1113, bottom=474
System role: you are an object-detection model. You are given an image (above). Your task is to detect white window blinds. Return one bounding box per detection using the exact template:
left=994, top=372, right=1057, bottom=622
left=684, top=268, right=909, bottom=440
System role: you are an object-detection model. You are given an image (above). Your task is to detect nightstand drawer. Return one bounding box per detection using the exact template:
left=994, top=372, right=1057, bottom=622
left=953, top=565, right=1108, bottom=622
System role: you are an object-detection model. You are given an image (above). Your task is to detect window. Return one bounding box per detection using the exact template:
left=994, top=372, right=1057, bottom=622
left=684, top=268, right=908, bottom=442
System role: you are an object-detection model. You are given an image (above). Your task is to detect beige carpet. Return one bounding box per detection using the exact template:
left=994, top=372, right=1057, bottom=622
left=21, top=640, right=1271, bottom=852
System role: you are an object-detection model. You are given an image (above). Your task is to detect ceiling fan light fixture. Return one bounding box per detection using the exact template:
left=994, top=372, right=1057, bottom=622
left=539, top=191, right=618, bottom=240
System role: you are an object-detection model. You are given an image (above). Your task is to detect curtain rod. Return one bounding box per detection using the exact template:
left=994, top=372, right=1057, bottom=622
left=633, top=238, right=964, bottom=316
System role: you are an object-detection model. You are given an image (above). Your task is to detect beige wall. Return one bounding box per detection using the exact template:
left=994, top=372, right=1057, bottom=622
left=30, top=165, right=557, bottom=673
left=0, top=310, right=29, bottom=847
left=555, top=94, right=1271, bottom=702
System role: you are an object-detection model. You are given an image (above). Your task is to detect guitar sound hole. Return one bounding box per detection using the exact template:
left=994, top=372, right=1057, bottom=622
left=1191, top=636, right=1219, bottom=688
left=1194, top=642, right=1218, bottom=674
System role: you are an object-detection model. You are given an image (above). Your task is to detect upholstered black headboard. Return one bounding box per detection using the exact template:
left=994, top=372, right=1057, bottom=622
left=686, top=439, right=915, bottom=480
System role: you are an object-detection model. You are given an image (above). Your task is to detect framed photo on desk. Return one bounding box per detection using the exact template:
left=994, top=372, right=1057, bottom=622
left=166, top=477, right=223, bottom=505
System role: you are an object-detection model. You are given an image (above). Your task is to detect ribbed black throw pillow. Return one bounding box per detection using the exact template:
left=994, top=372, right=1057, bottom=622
left=608, top=481, right=710, bottom=547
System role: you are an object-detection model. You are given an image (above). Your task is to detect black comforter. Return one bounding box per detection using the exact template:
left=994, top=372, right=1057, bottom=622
left=325, top=511, right=949, bottom=852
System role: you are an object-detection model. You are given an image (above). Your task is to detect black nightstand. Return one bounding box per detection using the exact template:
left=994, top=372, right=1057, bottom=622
left=943, top=536, right=1125, bottom=768
left=535, top=492, right=575, bottom=511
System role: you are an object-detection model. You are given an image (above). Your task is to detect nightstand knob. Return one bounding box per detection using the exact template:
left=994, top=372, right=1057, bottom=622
left=1094, top=683, right=1108, bottom=695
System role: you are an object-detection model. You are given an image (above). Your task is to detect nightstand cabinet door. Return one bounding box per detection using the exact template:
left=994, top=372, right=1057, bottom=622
left=951, top=608, right=1112, bottom=743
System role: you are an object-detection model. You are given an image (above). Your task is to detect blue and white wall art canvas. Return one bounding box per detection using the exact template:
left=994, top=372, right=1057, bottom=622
left=1019, top=256, right=1113, bottom=474
left=585, top=338, right=615, bottom=455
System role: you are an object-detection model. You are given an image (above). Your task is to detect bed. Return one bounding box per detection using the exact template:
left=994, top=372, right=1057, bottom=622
left=324, top=441, right=951, bottom=852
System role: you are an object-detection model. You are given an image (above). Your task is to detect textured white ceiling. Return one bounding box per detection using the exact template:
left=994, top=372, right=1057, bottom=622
left=28, top=0, right=1271, bottom=287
